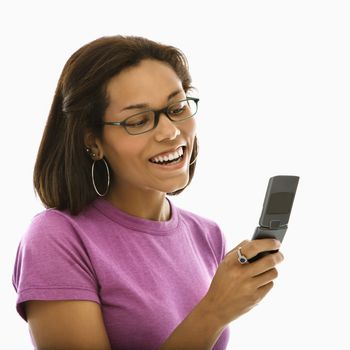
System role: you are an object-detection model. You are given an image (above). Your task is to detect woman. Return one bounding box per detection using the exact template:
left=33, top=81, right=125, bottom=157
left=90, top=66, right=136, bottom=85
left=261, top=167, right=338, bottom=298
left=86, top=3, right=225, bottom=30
left=12, top=35, right=283, bottom=350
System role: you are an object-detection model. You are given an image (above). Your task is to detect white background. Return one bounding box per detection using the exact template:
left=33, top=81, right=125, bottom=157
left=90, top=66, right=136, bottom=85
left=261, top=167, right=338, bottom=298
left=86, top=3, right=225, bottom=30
left=1, top=1, right=349, bottom=349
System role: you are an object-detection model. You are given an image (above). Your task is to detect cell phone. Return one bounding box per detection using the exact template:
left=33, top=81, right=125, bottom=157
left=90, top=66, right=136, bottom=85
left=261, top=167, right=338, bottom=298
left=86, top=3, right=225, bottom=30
left=248, top=175, right=299, bottom=262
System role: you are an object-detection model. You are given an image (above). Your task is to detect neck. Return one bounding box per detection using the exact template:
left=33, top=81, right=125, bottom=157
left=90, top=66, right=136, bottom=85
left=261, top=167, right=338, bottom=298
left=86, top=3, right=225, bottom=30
left=104, top=185, right=171, bottom=221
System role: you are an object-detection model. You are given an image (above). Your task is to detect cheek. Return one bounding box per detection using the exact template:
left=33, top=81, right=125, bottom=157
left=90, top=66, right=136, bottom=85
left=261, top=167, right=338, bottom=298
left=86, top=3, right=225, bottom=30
left=188, top=118, right=197, bottom=134
left=183, top=118, right=197, bottom=145
left=102, top=132, right=146, bottom=169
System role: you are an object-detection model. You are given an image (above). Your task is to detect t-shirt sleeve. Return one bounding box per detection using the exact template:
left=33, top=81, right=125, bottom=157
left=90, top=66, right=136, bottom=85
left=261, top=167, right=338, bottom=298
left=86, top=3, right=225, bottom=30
left=207, top=222, right=228, bottom=266
left=12, top=210, right=100, bottom=322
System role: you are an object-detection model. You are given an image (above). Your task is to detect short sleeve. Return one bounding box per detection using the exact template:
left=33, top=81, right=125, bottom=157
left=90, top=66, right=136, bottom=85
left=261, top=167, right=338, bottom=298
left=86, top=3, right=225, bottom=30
left=207, top=222, right=228, bottom=266
left=12, top=210, right=100, bottom=321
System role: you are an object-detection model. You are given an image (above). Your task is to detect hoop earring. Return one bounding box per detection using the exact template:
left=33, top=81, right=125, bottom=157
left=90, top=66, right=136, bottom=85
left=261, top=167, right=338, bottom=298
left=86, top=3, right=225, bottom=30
left=91, top=158, right=110, bottom=197
left=189, top=138, right=199, bottom=166
left=189, top=153, right=198, bottom=165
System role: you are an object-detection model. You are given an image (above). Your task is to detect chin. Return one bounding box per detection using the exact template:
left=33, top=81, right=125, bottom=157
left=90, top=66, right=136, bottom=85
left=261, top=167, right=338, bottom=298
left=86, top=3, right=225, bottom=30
left=156, top=178, right=189, bottom=194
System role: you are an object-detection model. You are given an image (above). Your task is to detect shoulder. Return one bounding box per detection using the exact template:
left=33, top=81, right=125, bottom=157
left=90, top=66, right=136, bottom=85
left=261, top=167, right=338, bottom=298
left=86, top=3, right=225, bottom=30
left=176, top=205, right=221, bottom=232
left=20, top=207, right=94, bottom=251
left=14, top=206, right=100, bottom=287
left=26, top=202, right=99, bottom=237
left=25, top=209, right=76, bottom=240
left=175, top=205, right=225, bottom=245
left=31, top=208, right=73, bottom=226
left=13, top=208, right=101, bottom=321
left=174, top=204, right=227, bottom=263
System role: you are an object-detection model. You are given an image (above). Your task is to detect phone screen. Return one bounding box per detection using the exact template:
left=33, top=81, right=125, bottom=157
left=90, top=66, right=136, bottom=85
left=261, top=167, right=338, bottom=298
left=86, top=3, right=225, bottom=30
left=266, top=192, right=295, bottom=215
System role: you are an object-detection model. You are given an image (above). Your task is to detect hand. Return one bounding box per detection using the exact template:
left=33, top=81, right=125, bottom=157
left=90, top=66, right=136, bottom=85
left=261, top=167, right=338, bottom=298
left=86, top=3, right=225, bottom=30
left=203, top=239, right=284, bottom=326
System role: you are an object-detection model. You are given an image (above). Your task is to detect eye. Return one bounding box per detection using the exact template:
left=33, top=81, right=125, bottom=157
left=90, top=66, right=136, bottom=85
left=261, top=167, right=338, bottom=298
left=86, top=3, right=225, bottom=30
left=125, top=113, right=152, bottom=128
left=169, top=101, right=188, bottom=116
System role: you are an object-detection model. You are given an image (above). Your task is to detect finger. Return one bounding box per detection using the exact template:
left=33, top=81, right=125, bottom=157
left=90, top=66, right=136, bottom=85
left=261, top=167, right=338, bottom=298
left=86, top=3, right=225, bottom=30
left=241, top=239, right=281, bottom=260
left=225, top=240, right=250, bottom=257
left=252, top=268, right=279, bottom=288
left=249, top=251, right=284, bottom=277
left=256, top=281, right=274, bottom=299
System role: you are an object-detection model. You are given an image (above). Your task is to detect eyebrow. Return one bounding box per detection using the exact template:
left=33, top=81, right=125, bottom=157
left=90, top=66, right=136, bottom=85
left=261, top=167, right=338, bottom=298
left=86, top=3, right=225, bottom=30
left=120, top=89, right=184, bottom=112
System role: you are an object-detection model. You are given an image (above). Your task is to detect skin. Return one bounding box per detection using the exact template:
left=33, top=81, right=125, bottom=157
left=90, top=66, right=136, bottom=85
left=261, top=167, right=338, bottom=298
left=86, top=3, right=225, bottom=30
left=26, top=300, right=112, bottom=349
left=86, top=58, right=196, bottom=221
left=204, top=239, right=284, bottom=325
left=159, top=239, right=284, bottom=349
left=27, top=58, right=284, bottom=349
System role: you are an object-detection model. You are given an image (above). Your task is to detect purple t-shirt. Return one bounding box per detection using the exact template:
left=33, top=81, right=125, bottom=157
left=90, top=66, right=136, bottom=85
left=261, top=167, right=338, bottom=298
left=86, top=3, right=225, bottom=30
left=13, top=198, right=230, bottom=349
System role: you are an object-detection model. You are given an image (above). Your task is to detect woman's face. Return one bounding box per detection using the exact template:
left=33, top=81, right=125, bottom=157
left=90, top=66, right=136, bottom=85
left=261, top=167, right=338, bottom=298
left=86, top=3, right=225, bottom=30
left=99, top=59, right=196, bottom=196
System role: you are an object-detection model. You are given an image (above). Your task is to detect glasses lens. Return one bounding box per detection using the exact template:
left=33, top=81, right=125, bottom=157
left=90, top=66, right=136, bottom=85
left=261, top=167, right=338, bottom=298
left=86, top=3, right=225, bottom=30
left=125, top=112, right=155, bottom=135
left=123, top=98, right=198, bottom=135
left=168, top=99, right=198, bottom=121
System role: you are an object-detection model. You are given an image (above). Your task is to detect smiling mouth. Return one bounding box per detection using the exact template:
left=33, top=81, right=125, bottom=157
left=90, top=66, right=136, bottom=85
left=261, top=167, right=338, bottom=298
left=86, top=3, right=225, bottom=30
left=149, top=146, right=185, bottom=165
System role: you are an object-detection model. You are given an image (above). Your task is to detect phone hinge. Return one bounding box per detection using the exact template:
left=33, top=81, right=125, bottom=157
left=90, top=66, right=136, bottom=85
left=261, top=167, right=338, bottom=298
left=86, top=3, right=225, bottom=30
left=269, top=220, right=283, bottom=229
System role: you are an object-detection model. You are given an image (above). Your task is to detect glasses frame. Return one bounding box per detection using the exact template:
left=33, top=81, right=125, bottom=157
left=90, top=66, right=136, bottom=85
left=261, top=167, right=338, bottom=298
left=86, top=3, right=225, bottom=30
left=101, top=97, right=199, bottom=135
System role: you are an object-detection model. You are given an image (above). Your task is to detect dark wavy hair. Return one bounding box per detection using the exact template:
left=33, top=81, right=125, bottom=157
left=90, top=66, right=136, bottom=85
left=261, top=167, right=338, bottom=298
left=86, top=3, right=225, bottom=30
left=33, top=35, right=198, bottom=215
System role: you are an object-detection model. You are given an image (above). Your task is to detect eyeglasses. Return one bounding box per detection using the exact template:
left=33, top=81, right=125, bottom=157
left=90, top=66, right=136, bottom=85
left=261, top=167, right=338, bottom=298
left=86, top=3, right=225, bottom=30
left=101, top=97, right=199, bottom=135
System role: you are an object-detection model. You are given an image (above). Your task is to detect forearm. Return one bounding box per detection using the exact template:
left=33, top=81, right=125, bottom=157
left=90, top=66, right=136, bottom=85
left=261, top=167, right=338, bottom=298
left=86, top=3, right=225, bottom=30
left=159, top=296, right=226, bottom=350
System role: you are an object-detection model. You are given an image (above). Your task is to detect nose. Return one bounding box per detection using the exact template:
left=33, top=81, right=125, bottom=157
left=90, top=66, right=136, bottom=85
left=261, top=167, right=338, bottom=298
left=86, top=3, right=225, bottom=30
left=154, top=112, right=180, bottom=141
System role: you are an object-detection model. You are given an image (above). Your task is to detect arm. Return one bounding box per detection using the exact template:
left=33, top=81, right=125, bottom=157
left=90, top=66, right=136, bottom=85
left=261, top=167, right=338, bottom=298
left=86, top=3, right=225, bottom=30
left=26, top=300, right=112, bottom=350
left=158, top=296, right=225, bottom=350
left=160, top=239, right=284, bottom=350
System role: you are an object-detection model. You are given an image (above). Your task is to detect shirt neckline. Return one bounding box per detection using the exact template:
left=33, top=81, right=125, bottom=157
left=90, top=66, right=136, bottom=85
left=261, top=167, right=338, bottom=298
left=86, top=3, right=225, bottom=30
left=91, top=197, right=180, bottom=235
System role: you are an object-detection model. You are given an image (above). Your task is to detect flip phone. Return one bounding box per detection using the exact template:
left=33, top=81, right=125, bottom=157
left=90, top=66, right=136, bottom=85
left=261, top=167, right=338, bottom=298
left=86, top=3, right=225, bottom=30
left=248, top=175, right=299, bottom=262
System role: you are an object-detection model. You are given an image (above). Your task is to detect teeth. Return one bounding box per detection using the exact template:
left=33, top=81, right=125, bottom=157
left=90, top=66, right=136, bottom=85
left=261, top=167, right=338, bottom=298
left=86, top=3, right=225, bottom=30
left=150, top=146, right=184, bottom=164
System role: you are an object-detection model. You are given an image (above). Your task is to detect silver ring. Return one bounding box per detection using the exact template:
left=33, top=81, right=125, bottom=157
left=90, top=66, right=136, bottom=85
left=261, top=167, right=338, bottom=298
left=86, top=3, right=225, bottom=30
left=237, top=247, right=249, bottom=264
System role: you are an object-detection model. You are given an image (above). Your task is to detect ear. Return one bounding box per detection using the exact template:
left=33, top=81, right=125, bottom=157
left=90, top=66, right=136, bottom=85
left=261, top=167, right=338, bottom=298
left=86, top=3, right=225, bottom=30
left=84, top=130, right=104, bottom=160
